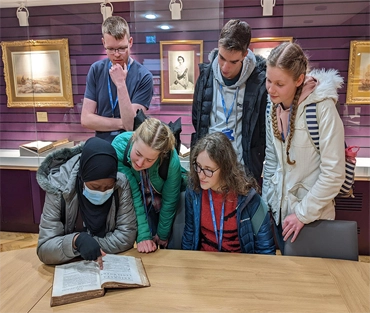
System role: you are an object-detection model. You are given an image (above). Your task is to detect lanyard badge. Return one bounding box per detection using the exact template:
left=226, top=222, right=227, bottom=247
left=219, top=84, right=239, bottom=141
left=208, top=189, right=225, bottom=252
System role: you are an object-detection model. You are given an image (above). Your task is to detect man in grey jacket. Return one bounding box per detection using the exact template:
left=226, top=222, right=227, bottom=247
left=191, top=19, right=267, bottom=181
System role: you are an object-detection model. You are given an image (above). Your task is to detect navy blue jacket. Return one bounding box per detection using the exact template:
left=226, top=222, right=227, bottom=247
left=182, top=188, right=276, bottom=254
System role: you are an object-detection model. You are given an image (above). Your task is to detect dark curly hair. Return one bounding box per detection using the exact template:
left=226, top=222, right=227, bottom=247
left=189, top=132, right=260, bottom=195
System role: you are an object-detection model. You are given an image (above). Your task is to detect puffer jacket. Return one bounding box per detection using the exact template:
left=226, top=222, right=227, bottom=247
left=36, top=143, right=137, bottom=265
left=112, top=131, right=182, bottom=243
left=182, top=187, right=275, bottom=254
left=262, top=69, right=345, bottom=225
left=191, top=49, right=268, bottom=180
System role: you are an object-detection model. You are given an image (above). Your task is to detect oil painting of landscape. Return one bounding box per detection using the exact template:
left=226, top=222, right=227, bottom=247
left=13, top=50, right=63, bottom=97
left=1, top=38, right=73, bottom=107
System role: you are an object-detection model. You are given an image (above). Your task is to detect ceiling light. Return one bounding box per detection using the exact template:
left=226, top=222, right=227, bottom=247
left=101, top=1, right=113, bottom=22
left=160, top=25, right=170, bottom=30
left=169, top=0, right=183, bottom=20
left=16, top=3, right=29, bottom=27
left=261, top=0, right=276, bottom=16
left=144, top=14, right=157, bottom=20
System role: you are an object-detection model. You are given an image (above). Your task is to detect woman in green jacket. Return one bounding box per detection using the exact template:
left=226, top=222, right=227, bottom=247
left=112, top=118, right=182, bottom=253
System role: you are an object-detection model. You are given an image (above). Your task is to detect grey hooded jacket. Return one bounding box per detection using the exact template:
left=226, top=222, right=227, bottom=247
left=36, top=144, right=137, bottom=265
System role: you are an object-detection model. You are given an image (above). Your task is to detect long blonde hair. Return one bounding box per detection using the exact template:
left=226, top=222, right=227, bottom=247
left=267, top=42, right=308, bottom=165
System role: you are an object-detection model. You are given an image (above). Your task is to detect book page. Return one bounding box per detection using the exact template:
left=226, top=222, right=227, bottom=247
left=100, top=254, right=142, bottom=286
left=22, top=140, right=53, bottom=150
left=52, top=261, right=102, bottom=297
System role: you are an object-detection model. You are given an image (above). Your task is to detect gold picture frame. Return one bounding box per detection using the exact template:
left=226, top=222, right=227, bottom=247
left=346, top=40, right=370, bottom=105
left=1, top=38, right=73, bottom=107
left=160, top=40, right=203, bottom=104
left=249, top=37, right=293, bottom=59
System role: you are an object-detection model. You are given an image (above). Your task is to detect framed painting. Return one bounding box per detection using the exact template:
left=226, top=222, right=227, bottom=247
left=1, top=38, right=73, bottom=107
left=160, top=40, right=203, bottom=104
left=346, top=40, right=370, bottom=104
left=249, top=37, right=293, bottom=59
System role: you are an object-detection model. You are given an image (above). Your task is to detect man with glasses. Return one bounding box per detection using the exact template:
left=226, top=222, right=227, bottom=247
left=191, top=19, right=268, bottom=182
left=81, top=16, right=153, bottom=143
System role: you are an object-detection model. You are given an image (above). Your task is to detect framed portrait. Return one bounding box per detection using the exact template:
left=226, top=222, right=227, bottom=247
left=249, top=37, right=293, bottom=59
left=1, top=38, right=73, bottom=107
left=346, top=40, right=370, bottom=104
left=160, top=40, right=203, bottom=104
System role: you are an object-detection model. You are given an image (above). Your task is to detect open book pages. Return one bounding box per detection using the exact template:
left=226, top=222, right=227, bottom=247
left=179, top=143, right=190, bottom=158
left=21, top=140, right=54, bottom=153
left=50, top=254, right=150, bottom=307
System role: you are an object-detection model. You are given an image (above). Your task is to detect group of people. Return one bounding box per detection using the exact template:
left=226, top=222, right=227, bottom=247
left=36, top=17, right=345, bottom=267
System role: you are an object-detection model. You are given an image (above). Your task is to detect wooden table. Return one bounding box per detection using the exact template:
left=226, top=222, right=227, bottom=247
left=1, top=248, right=369, bottom=313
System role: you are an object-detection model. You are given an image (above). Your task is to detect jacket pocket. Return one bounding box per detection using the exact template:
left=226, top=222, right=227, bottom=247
left=287, top=182, right=310, bottom=206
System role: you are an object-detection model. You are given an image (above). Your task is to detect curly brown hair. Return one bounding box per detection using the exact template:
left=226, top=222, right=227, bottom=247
left=189, top=132, right=260, bottom=195
left=267, top=42, right=308, bottom=165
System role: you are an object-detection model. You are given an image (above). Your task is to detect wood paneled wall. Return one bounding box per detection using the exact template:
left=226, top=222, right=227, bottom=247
left=0, top=1, right=369, bottom=156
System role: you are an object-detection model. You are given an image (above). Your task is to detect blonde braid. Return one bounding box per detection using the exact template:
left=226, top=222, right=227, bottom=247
left=272, top=104, right=282, bottom=141
left=286, top=85, right=303, bottom=165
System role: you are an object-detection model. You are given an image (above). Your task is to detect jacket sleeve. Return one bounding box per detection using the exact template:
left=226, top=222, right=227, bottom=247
left=94, top=175, right=137, bottom=253
left=181, top=188, right=196, bottom=250
left=112, top=132, right=152, bottom=243
left=294, top=101, right=345, bottom=223
left=262, top=101, right=279, bottom=207
left=37, top=192, right=79, bottom=265
left=191, top=71, right=203, bottom=148
left=156, top=151, right=182, bottom=240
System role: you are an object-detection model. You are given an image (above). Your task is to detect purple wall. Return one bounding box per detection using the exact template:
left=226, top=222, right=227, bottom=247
left=0, top=1, right=369, bottom=156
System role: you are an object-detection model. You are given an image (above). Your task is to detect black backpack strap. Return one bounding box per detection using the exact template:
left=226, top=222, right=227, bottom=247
left=158, top=151, right=171, bottom=181
left=122, top=137, right=133, bottom=168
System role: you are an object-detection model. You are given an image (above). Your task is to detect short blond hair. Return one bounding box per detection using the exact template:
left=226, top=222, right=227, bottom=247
left=102, top=16, right=130, bottom=40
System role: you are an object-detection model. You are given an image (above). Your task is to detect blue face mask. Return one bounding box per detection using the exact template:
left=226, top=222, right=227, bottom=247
left=83, top=184, right=114, bottom=205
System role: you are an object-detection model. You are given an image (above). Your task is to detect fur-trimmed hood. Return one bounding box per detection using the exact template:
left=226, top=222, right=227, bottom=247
left=304, top=69, right=344, bottom=105
left=36, top=143, right=84, bottom=194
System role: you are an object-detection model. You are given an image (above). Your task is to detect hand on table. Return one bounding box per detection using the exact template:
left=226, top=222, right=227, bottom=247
left=137, top=240, right=157, bottom=253
left=153, top=234, right=168, bottom=249
left=75, top=232, right=102, bottom=261
left=282, top=213, right=304, bottom=243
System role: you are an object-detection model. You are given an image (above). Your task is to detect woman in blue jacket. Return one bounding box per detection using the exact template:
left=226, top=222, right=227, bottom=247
left=182, top=132, right=275, bottom=254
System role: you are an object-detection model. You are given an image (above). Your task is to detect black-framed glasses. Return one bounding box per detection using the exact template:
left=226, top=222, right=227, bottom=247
left=193, top=163, right=219, bottom=178
left=105, top=47, right=128, bottom=55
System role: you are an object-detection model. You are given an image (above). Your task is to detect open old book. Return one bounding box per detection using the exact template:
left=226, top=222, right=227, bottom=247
left=50, top=254, right=150, bottom=307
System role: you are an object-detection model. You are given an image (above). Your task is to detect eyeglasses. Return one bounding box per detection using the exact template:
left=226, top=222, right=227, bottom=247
left=105, top=47, right=128, bottom=55
left=193, top=163, right=219, bottom=178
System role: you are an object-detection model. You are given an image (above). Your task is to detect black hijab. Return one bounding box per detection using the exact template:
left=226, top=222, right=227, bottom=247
left=76, top=137, right=118, bottom=237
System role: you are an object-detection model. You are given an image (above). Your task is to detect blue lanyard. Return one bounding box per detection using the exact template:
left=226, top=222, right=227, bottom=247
left=218, top=84, right=239, bottom=127
left=208, top=189, right=225, bottom=252
left=107, top=60, right=131, bottom=117
left=140, top=169, right=155, bottom=235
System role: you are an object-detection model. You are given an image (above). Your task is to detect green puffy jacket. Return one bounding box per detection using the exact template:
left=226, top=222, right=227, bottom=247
left=112, top=132, right=182, bottom=243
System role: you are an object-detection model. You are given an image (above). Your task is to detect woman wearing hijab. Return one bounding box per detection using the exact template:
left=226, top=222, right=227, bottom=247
left=37, top=137, right=137, bottom=268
